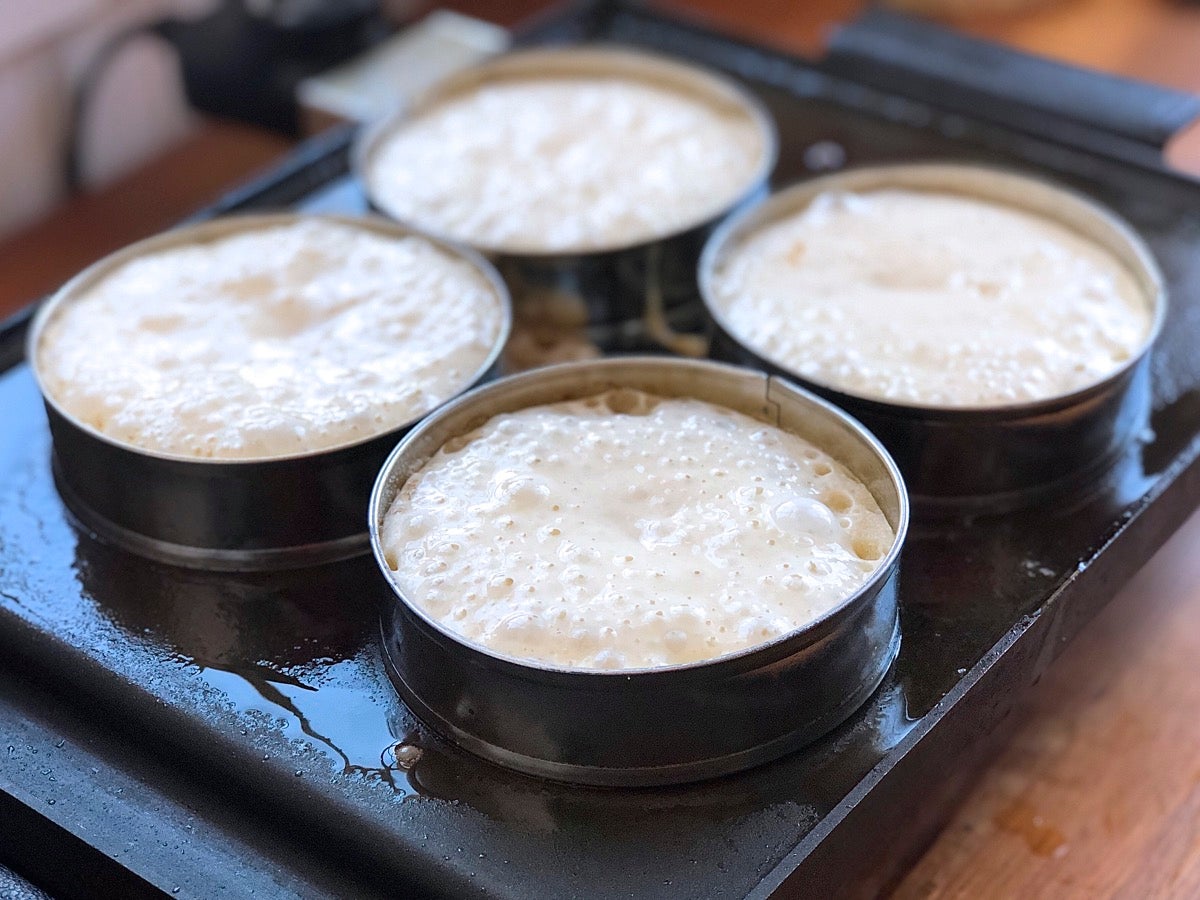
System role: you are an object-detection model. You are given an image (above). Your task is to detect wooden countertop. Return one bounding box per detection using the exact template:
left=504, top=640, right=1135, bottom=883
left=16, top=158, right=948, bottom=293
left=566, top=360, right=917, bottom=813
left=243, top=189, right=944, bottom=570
left=2, top=1, right=1198, bottom=896
left=0, top=122, right=293, bottom=321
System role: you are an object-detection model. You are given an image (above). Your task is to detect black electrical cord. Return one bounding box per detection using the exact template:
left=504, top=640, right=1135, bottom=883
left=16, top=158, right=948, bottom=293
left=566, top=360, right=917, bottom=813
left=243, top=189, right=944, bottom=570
left=62, top=20, right=170, bottom=195
left=63, top=1, right=389, bottom=192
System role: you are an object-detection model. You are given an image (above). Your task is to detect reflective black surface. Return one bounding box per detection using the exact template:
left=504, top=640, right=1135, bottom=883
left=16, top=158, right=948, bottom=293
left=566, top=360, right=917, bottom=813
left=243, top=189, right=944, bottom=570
left=2, top=5, right=1200, bottom=897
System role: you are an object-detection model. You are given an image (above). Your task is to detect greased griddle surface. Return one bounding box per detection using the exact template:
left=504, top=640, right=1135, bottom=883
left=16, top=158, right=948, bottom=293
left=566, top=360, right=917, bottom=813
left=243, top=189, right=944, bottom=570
left=3, top=6, right=1200, bottom=898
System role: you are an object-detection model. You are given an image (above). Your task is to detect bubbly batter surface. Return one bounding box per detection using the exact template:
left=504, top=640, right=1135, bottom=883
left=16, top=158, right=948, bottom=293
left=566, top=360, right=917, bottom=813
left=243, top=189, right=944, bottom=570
left=38, top=219, right=504, bottom=459
left=710, top=189, right=1152, bottom=407
left=367, top=72, right=766, bottom=253
left=381, top=390, right=894, bottom=670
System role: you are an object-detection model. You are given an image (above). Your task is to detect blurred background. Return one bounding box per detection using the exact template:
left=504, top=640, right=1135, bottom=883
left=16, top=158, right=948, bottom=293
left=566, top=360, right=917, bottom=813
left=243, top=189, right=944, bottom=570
left=5, top=0, right=1200, bottom=244
left=0, top=0, right=413, bottom=238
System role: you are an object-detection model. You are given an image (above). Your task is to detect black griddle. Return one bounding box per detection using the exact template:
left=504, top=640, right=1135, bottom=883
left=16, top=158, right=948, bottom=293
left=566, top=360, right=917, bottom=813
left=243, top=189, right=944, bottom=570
left=3, top=4, right=1200, bottom=897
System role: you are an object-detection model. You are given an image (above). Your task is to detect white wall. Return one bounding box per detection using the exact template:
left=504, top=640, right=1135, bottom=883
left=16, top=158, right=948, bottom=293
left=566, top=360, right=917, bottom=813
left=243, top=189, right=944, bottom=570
left=0, top=0, right=203, bottom=239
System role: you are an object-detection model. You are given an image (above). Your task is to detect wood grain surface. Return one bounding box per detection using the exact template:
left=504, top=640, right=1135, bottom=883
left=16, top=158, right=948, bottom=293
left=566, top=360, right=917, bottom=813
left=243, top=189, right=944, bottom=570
left=1, top=1, right=1198, bottom=896
left=893, top=507, right=1200, bottom=897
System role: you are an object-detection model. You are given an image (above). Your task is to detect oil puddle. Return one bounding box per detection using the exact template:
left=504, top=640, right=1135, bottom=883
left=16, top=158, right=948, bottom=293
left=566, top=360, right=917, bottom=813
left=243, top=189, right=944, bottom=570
left=993, top=798, right=1068, bottom=858
left=74, top=534, right=428, bottom=793
left=196, top=658, right=417, bottom=792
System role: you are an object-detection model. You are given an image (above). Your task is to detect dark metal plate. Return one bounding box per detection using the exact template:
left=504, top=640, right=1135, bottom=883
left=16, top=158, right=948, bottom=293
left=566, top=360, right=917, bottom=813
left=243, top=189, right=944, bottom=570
left=3, top=3, right=1200, bottom=897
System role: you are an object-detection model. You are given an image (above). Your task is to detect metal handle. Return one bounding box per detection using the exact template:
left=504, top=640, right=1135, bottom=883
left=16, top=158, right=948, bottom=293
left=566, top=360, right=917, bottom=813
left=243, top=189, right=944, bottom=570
left=824, top=8, right=1200, bottom=151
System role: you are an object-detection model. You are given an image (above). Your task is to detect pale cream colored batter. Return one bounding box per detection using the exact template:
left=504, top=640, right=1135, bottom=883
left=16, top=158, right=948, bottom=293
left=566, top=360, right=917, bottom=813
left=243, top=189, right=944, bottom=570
left=382, top=390, right=894, bottom=670
left=37, top=218, right=505, bottom=459
left=367, top=72, right=767, bottom=253
left=710, top=189, right=1152, bottom=406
